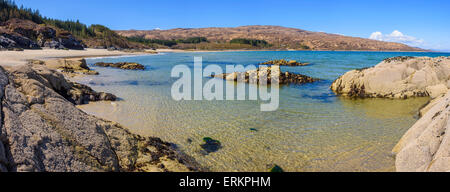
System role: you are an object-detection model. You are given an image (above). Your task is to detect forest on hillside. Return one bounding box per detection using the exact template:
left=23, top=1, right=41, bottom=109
left=1, top=0, right=142, bottom=48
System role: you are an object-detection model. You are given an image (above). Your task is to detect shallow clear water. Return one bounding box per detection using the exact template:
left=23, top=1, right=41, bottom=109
left=75, top=51, right=450, bottom=172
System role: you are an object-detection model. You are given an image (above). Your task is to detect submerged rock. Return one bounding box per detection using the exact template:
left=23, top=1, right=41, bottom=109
left=0, top=64, right=203, bottom=172
left=200, top=137, right=222, bottom=154
left=331, top=56, right=450, bottom=99
left=94, top=62, right=145, bottom=70
left=261, top=59, right=309, bottom=66
left=269, top=164, right=284, bottom=172
left=213, top=66, right=319, bottom=85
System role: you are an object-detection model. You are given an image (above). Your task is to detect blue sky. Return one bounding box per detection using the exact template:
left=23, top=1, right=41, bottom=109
left=14, top=0, right=450, bottom=51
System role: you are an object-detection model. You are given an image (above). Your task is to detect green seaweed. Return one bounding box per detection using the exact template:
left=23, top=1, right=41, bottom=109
left=269, top=165, right=284, bottom=172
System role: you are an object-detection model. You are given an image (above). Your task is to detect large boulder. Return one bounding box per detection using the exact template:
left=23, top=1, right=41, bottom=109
left=392, top=91, right=450, bottom=172
left=331, top=56, right=450, bottom=99
left=0, top=65, right=203, bottom=172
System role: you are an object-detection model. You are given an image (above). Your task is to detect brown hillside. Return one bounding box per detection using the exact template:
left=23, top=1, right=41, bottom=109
left=117, top=25, right=425, bottom=51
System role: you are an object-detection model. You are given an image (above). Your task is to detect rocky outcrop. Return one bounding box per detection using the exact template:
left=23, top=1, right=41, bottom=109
left=10, top=64, right=112, bottom=105
left=330, top=56, right=450, bottom=172
left=213, top=65, right=318, bottom=85
left=0, top=64, right=203, bottom=172
left=94, top=62, right=145, bottom=70
left=0, top=18, right=84, bottom=50
left=42, top=58, right=99, bottom=76
left=260, top=59, right=309, bottom=66
left=392, top=91, right=450, bottom=172
left=331, top=56, right=450, bottom=99
left=1, top=28, right=40, bottom=49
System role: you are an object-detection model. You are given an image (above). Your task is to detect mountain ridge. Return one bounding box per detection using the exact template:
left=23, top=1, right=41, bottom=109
left=117, top=25, right=426, bottom=51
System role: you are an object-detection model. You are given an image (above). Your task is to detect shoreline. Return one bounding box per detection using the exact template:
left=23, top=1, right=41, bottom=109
left=156, top=48, right=440, bottom=53
left=0, top=48, right=441, bottom=69
left=0, top=48, right=205, bottom=172
left=0, top=48, right=154, bottom=67
left=1, top=49, right=448, bottom=172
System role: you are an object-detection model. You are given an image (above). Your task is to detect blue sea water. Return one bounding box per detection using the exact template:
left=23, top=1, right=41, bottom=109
left=75, top=51, right=450, bottom=172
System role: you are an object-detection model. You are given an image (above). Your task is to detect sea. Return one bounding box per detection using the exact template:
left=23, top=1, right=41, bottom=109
left=74, top=51, right=450, bottom=172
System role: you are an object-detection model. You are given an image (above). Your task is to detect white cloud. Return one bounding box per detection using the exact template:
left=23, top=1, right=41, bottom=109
left=369, top=30, right=424, bottom=47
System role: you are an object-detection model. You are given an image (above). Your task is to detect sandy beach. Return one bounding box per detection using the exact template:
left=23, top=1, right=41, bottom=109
left=0, top=48, right=153, bottom=67
left=0, top=48, right=241, bottom=68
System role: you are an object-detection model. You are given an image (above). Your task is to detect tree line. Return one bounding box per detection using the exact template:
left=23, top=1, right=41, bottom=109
left=1, top=0, right=120, bottom=39
left=127, top=36, right=209, bottom=47
left=229, top=38, right=271, bottom=47
left=0, top=0, right=43, bottom=23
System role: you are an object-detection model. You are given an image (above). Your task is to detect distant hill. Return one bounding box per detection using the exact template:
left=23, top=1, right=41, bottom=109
left=117, top=25, right=426, bottom=51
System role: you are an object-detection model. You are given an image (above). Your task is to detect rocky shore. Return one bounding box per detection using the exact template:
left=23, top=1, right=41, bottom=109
left=331, top=56, right=450, bottom=172
left=260, top=59, right=309, bottom=66
left=213, top=65, right=319, bottom=85
left=0, top=63, right=203, bottom=172
left=331, top=56, right=449, bottom=99
left=94, top=62, right=146, bottom=70
left=392, top=91, right=450, bottom=171
left=35, top=58, right=99, bottom=76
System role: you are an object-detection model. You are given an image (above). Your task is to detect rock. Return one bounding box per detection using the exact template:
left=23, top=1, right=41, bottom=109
left=213, top=65, right=319, bottom=85
left=1, top=18, right=84, bottom=50
left=94, top=62, right=146, bottom=70
left=69, top=82, right=116, bottom=104
left=43, top=40, right=64, bottom=49
left=0, top=35, right=18, bottom=49
left=269, top=164, right=284, bottom=172
left=331, top=56, right=450, bottom=99
left=200, top=137, right=222, bottom=154
left=9, top=64, right=112, bottom=105
left=107, top=46, right=122, bottom=51
left=0, top=64, right=203, bottom=172
left=261, top=59, right=309, bottom=66
left=0, top=32, right=40, bottom=49
left=43, top=59, right=99, bottom=76
left=392, top=90, right=450, bottom=172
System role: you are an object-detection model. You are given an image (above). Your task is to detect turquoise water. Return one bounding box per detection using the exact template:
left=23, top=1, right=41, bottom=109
left=75, top=51, right=450, bottom=172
